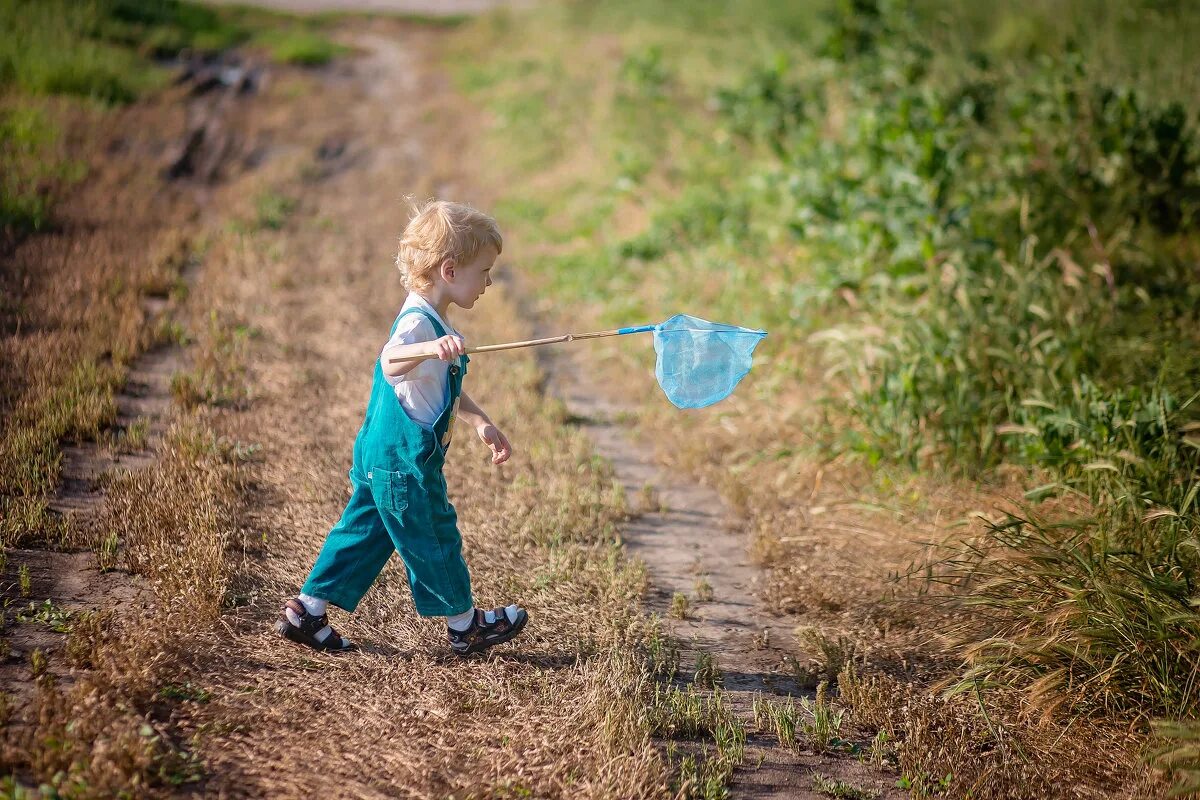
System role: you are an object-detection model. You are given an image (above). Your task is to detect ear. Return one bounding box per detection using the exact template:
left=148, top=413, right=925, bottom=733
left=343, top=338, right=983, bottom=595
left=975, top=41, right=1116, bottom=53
left=439, top=257, right=457, bottom=282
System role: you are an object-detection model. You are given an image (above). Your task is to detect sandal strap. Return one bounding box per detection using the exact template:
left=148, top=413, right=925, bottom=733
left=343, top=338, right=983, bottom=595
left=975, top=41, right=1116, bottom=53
left=476, top=606, right=513, bottom=633
left=317, top=630, right=348, bottom=650
left=284, top=599, right=330, bottom=637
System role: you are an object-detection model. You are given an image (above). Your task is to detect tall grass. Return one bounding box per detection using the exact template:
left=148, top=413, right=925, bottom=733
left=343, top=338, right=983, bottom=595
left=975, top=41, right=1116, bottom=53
left=939, top=510, right=1200, bottom=718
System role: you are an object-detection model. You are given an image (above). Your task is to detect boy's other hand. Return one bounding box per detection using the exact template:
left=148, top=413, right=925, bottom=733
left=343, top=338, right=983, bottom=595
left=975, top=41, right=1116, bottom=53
left=477, top=424, right=512, bottom=465
left=435, top=335, right=466, bottom=362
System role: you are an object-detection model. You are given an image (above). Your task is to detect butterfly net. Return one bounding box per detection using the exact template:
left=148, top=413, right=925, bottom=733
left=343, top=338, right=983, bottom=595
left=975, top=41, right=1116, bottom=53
left=652, top=314, right=767, bottom=409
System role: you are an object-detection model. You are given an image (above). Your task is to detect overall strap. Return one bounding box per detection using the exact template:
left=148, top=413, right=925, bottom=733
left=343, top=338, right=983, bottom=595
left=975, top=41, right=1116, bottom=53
left=394, top=306, right=467, bottom=373
left=392, top=306, right=449, bottom=339
left=391, top=307, right=465, bottom=428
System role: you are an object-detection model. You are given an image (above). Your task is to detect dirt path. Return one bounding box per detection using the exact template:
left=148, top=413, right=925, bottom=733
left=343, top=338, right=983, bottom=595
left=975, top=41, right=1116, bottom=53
left=544, top=338, right=902, bottom=799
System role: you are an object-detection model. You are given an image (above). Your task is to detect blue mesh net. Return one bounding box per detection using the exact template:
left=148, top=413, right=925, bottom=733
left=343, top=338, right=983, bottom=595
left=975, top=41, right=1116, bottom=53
left=651, top=314, right=767, bottom=409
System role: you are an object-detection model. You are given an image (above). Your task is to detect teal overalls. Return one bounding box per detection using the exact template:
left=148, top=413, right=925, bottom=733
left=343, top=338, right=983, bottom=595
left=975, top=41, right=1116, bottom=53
left=302, top=307, right=473, bottom=617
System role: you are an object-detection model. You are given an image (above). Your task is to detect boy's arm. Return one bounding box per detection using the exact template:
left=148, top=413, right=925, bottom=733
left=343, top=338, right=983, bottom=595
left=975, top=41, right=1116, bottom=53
left=380, top=334, right=466, bottom=379
left=458, top=391, right=512, bottom=464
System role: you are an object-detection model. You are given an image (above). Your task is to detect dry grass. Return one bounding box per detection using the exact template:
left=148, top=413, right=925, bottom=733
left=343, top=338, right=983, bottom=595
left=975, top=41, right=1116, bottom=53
left=102, top=422, right=245, bottom=620
left=0, top=61, right=236, bottom=793
left=839, top=664, right=1164, bottom=799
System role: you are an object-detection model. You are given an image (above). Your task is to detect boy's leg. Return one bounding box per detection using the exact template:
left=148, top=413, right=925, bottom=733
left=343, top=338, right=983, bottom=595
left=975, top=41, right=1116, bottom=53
left=375, top=467, right=473, bottom=618
left=375, top=466, right=530, bottom=655
left=301, top=470, right=395, bottom=612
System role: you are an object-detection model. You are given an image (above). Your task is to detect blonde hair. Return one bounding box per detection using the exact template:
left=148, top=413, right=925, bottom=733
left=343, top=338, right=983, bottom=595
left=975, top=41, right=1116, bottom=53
left=396, top=199, right=502, bottom=293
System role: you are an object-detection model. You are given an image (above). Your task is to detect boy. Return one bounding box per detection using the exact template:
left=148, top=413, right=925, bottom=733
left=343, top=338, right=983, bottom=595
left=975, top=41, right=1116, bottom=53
left=276, top=200, right=528, bottom=656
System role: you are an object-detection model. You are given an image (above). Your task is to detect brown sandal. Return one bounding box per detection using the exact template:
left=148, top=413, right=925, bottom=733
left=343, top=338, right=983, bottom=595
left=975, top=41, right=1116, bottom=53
left=275, top=598, right=356, bottom=652
left=447, top=606, right=529, bottom=657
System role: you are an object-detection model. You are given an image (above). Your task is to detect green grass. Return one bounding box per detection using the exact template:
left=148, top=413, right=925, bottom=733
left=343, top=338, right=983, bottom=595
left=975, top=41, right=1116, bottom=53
left=453, top=0, right=1200, bottom=470
left=0, top=105, right=83, bottom=232
left=16, top=599, right=73, bottom=633
left=254, top=28, right=348, bottom=67
left=254, top=190, right=298, bottom=230
left=652, top=683, right=745, bottom=798
left=812, top=773, right=878, bottom=800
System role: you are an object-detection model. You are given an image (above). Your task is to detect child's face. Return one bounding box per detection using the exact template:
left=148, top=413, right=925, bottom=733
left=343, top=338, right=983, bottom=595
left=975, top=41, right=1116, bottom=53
left=448, top=245, right=497, bottom=310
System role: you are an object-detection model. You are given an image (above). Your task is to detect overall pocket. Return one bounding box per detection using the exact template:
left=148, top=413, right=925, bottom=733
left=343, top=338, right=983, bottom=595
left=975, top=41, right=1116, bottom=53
left=368, top=468, right=409, bottom=515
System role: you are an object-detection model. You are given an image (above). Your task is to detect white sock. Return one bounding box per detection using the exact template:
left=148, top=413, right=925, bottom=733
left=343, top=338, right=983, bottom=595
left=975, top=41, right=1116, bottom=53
left=287, top=594, right=332, bottom=642
left=447, top=609, right=475, bottom=631
left=448, top=605, right=522, bottom=632
left=487, top=606, right=520, bottom=623
left=298, top=593, right=327, bottom=616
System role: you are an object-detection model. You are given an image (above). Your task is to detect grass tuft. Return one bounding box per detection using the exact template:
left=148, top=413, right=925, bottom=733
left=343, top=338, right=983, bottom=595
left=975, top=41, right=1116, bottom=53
left=812, top=773, right=879, bottom=800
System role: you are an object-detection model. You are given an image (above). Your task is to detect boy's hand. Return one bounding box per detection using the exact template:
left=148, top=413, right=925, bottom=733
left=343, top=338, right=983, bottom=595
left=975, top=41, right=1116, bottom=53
left=434, top=335, right=466, bottom=362
left=476, top=423, right=512, bottom=465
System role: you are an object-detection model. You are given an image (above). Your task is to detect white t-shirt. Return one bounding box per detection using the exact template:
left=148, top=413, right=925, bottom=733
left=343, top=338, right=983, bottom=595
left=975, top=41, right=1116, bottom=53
left=381, top=294, right=462, bottom=430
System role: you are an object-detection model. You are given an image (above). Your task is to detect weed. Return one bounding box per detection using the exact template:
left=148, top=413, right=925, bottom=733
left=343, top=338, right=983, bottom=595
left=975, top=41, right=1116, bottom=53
left=801, top=682, right=846, bottom=752
left=895, top=772, right=953, bottom=795
left=96, top=531, right=120, bottom=572
left=65, top=610, right=108, bottom=668
left=102, top=423, right=238, bottom=619
left=797, top=627, right=858, bottom=685
left=785, top=653, right=823, bottom=691
left=254, top=191, right=297, bottom=230
left=0, top=359, right=123, bottom=535
left=670, top=591, right=690, bottom=619
left=812, top=773, right=879, bottom=800
left=16, top=599, right=72, bottom=632
left=694, top=576, right=713, bottom=602
left=670, top=703, right=745, bottom=799
left=155, top=318, right=191, bottom=348
left=17, top=564, right=30, bottom=597
left=0, top=106, right=81, bottom=233
left=869, top=729, right=893, bottom=770
left=29, top=647, right=47, bottom=677
left=254, top=29, right=348, bottom=67
left=1151, top=719, right=1200, bottom=797
left=645, top=616, right=680, bottom=680
left=170, top=311, right=252, bottom=409
left=694, top=651, right=722, bottom=689
left=121, top=417, right=150, bottom=450
left=456, top=4, right=1200, bottom=791
left=648, top=684, right=733, bottom=740
left=936, top=511, right=1200, bottom=717
left=637, top=482, right=663, bottom=513
left=158, top=682, right=212, bottom=703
